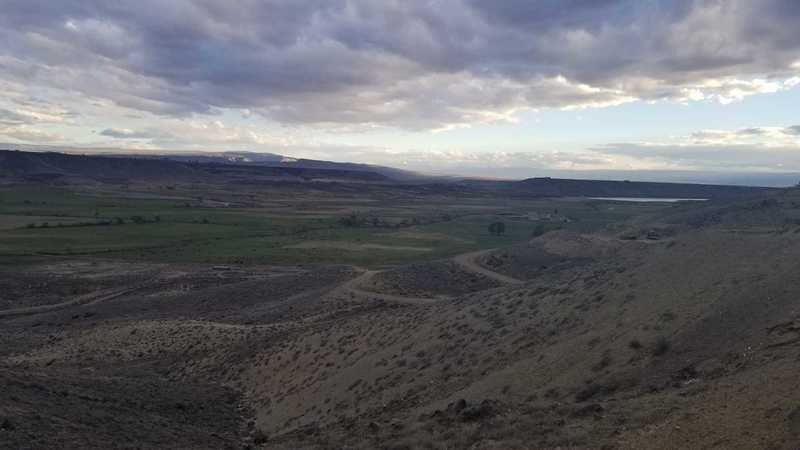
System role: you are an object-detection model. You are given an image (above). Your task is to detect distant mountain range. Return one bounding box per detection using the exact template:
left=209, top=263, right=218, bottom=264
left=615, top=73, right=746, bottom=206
left=0, top=147, right=781, bottom=199
left=507, top=177, right=775, bottom=200
left=0, top=143, right=424, bottom=181
left=0, top=149, right=398, bottom=184
left=109, top=151, right=428, bottom=181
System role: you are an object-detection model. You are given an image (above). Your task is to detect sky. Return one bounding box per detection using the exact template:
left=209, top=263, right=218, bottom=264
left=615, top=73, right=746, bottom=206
left=1, top=0, right=800, bottom=183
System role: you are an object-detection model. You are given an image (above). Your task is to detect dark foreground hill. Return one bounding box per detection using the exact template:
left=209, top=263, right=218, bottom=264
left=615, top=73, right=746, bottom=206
left=0, top=150, right=389, bottom=183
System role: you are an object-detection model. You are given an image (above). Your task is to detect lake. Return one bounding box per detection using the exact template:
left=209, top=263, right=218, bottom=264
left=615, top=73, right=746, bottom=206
left=586, top=197, right=708, bottom=203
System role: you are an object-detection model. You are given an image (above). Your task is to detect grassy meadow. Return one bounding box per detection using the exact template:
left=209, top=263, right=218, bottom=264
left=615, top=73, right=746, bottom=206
left=0, top=183, right=671, bottom=267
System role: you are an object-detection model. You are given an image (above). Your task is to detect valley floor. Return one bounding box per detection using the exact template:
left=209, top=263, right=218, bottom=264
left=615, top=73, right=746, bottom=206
left=3, top=187, right=800, bottom=449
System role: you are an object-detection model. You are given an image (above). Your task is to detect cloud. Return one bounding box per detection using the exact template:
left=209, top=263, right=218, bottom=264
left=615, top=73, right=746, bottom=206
left=0, top=108, right=32, bottom=126
left=595, top=142, right=800, bottom=171
left=377, top=149, right=615, bottom=172
left=0, top=98, right=79, bottom=144
left=94, top=119, right=304, bottom=151
left=0, top=0, right=799, bottom=130
left=687, top=125, right=800, bottom=145
left=99, top=128, right=155, bottom=139
left=0, top=103, right=74, bottom=126
left=592, top=123, right=800, bottom=171
left=0, top=125, right=65, bottom=143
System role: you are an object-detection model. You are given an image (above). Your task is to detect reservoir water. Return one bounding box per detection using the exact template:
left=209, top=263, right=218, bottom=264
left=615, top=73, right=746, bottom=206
left=586, top=197, right=708, bottom=202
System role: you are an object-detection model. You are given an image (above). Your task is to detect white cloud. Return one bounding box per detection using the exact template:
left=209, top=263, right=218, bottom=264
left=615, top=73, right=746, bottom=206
left=592, top=123, right=800, bottom=172
left=0, top=125, right=65, bottom=143
left=0, top=1, right=798, bottom=131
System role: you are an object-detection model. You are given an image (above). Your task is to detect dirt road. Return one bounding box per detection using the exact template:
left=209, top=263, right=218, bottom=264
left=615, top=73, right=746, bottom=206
left=453, top=249, right=524, bottom=285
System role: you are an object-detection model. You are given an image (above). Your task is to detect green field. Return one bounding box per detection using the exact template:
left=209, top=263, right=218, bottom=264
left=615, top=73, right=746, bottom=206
left=0, top=184, right=670, bottom=267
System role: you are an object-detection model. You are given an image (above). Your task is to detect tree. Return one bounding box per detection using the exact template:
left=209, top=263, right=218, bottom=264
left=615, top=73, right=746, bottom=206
left=488, top=221, right=506, bottom=236
left=339, top=212, right=362, bottom=227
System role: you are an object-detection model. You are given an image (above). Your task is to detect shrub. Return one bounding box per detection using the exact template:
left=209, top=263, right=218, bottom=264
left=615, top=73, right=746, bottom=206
left=592, top=352, right=613, bottom=371
left=531, top=224, right=547, bottom=237
left=532, top=223, right=561, bottom=238
left=339, top=212, right=363, bottom=227
left=575, top=384, right=602, bottom=402
left=575, top=380, right=620, bottom=402
left=252, top=428, right=269, bottom=445
left=0, top=417, right=15, bottom=431
left=459, top=400, right=494, bottom=421
left=652, top=336, right=670, bottom=356
left=488, top=221, right=506, bottom=235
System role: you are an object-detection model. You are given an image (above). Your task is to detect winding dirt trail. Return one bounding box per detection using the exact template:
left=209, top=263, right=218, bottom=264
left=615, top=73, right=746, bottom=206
left=334, top=246, right=525, bottom=305
left=0, top=284, right=149, bottom=319
left=334, top=269, right=445, bottom=305
left=453, top=249, right=524, bottom=285
left=1, top=246, right=525, bottom=318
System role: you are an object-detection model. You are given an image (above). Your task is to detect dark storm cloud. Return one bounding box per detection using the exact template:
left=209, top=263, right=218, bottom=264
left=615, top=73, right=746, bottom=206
left=467, top=0, right=629, bottom=29
left=1, top=0, right=799, bottom=128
